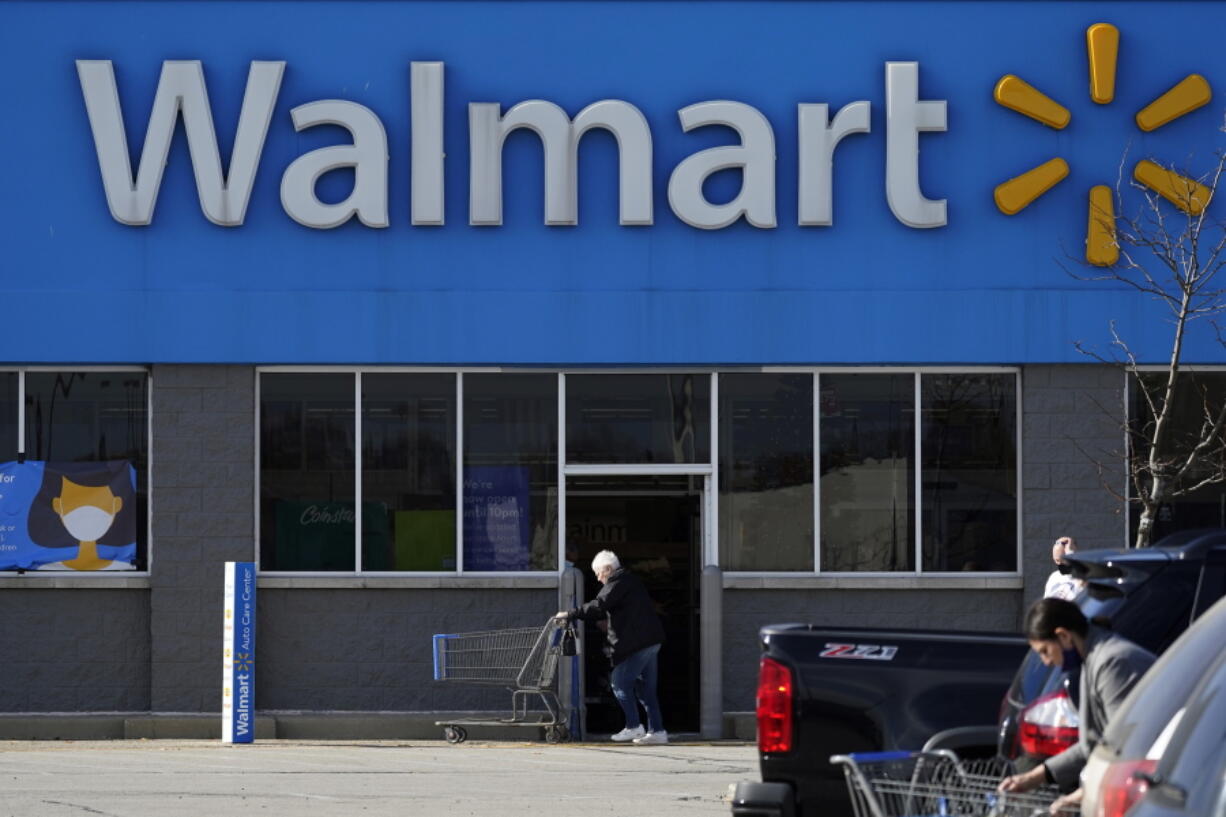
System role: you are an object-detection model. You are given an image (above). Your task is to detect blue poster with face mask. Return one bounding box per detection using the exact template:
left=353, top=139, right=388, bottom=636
left=0, top=460, right=138, bottom=571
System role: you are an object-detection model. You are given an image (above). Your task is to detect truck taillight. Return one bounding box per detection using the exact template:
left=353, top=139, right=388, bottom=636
left=757, top=657, right=793, bottom=754
left=1018, top=689, right=1080, bottom=757
left=1096, top=759, right=1157, bottom=817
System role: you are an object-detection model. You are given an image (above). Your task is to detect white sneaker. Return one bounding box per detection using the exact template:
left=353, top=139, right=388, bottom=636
left=632, top=730, right=668, bottom=745
left=610, top=726, right=646, bottom=742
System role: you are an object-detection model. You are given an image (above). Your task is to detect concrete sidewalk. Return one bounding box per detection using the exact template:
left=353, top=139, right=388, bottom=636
left=0, top=738, right=757, bottom=817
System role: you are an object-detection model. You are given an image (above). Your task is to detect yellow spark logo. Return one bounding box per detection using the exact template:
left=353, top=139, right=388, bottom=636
left=234, top=653, right=253, bottom=673
left=993, top=23, right=1213, bottom=266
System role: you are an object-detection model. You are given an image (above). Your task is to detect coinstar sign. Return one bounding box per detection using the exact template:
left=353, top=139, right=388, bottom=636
left=222, top=561, right=257, bottom=743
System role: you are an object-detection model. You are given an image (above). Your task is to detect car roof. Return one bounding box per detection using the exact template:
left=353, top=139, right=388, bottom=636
left=1075, top=528, right=1226, bottom=564
left=1066, top=529, right=1226, bottom=595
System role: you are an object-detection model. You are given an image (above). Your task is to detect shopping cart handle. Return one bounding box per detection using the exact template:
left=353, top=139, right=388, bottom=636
left=838, top=750, right=916, bottom=763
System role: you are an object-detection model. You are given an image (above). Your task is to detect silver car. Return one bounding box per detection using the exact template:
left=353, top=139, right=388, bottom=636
left=1080, top=593, right=1226, bottom=817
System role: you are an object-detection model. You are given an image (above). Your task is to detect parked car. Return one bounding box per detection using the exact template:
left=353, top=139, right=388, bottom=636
left=995, top=529, right=1226, bottom=771
left=730, top=625, right=1029, bottom=817
left=730, top=529, right=1226, bottom=817
left=1079, top=594, right=1226, bottom=817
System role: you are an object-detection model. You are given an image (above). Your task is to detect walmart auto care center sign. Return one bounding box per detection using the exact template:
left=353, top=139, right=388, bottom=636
left=3, top=1, right=1225, bottom=365
left=222, top=562, right=256, bottom=744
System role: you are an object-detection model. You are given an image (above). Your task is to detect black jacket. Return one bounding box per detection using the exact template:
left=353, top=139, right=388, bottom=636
left=568, top=567, right=665, bottom=666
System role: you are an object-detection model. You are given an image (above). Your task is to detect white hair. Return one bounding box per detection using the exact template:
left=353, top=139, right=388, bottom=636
left=591, top=550, right=620, bottom=574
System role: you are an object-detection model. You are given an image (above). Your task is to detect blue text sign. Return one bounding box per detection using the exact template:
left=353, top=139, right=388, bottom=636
left=222, top=561, right=257, bottom=743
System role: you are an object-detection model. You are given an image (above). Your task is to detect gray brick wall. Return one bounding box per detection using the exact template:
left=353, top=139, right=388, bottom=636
left=258, top=589, right=556, bottom=711
left=151, top=365, right=256, bottom=712
left=720, top=588, right=1022, bottom=711
left=1021, top=365, right=1127, bottom=601
left=0, top=588, right=150, bottom=712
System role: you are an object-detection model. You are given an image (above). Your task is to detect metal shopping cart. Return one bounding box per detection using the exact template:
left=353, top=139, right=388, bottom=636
left=830, top=750, right=1077, bottom=817
left=432, top=617, right=574, bottom=744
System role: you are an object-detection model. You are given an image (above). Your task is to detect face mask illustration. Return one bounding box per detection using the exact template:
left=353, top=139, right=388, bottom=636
left=52, top=477, right=123, bottom=543
left=60, top=504, right=117, bottom=542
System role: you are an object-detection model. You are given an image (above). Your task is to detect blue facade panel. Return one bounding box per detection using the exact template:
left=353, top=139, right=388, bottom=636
left=2, top=1, right=1224, bottom=363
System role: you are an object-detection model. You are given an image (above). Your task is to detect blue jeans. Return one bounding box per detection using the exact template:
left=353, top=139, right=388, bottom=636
left=610, top=643, right=664, bottom=733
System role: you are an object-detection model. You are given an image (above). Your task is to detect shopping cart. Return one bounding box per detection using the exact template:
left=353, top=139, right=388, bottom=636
left=432, top=617, right=574, bottom=744
left=830, top=750, right=1077, bottom=817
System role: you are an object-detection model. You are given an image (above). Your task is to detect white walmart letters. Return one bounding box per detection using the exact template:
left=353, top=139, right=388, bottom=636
left=669, top=101, right=776, bottom=229
left=280, top=100, right=390, bottom=229
left=77, top=60, right=284, bottom=226
left=76, top=59, right=947, bottom=229
left=468, top=98, right=653, bottom=226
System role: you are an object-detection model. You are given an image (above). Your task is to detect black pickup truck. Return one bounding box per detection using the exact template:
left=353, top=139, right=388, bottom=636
left=731, top=529, right=1226, bottom=817
left=730, top=625, right=1027, bottom=817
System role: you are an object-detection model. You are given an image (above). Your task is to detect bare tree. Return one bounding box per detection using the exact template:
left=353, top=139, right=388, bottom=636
left=1074, top=145, right=1226, bottom=548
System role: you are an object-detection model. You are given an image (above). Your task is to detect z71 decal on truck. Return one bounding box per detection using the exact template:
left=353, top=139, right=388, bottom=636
left=818, top=643, right=899, bottom=660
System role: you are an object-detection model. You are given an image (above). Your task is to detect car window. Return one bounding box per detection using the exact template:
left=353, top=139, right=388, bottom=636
left=1102, top=598, right=1226, bottom=758
left=1192, top=551, right=1226, bottom=618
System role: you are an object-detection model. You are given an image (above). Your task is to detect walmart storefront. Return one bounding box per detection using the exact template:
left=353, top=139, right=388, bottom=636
left=1, top=0, right=1224, bottom=739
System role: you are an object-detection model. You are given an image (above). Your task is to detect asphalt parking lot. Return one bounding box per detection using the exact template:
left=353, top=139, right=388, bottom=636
left=0, top=738, right=757, bottom=817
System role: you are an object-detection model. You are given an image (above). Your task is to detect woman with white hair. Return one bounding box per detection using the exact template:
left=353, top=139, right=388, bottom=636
left=556, top=549, right=667, bottom=744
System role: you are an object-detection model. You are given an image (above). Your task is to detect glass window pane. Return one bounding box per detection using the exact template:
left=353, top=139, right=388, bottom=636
left=0, top=373, right=15, bottom=571
left=464, top=374, right=557, bottom=571
left=1129, top=371, right=1226, bottom=540
left=719, top=373, right=814, bottom=571
left=566, top=374, right=710, bottom=464
left=361, top=373, right=456, bottom=571
left=0, top=373, right=16, bottom=462
left=921, top=373, right=1018, bottom=572
left=820, top=374, right=915, bottom=572
left=23, top=371, right=149, bottom=570
left=260, top=373, right=355, bottom=571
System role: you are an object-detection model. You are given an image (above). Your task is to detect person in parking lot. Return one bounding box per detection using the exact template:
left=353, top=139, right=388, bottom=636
left=998, top=597, right=1156, bottom=813
left=556, top=550, right=668, bottom=744
left=1043, top=536, right=1081, bottom=600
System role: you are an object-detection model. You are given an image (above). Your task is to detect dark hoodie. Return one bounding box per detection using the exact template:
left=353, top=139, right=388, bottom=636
left=567, top=566, right=665, bottom=666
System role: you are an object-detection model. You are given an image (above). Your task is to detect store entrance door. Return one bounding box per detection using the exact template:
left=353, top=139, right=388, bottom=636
left=566, top=474, right=703, bottom=735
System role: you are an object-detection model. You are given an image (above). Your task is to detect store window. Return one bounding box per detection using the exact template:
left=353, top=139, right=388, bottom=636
left=920, top=373, right=1017, bottom=572
left=361, top=373, right=456, bottom=571
left=260, top=373, right=356, bottom=571
left=464, top=374, right=557, bottom=571
left=0, top=373, right=16, bottom=463
left=259, top=371, right=558, bottom=573
left=820, top=374, right=916, bottom=572
left=718, top=373, right=813, bottom=571
left=566, top=374, right=710, bottom=464
left=253, top=368, right=1020, bottom=576
left=1, top=370, right=149, bottom=572
left=1129, top=370, right=1226, bottom=541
